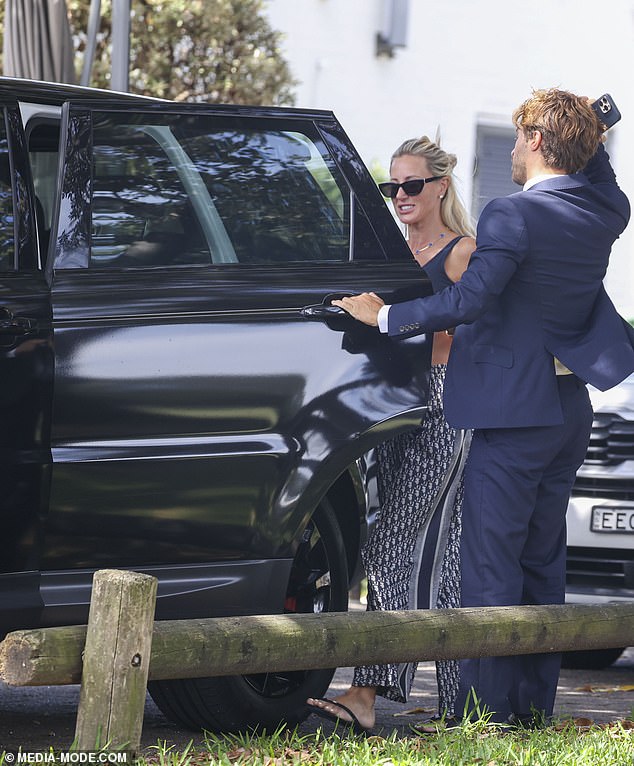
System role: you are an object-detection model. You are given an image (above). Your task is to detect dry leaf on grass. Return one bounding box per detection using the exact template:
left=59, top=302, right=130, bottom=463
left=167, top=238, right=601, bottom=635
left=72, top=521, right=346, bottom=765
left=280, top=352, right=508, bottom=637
left=393, top=706, right=435, bottom=717
left=553, top=717, right=634, bottom=734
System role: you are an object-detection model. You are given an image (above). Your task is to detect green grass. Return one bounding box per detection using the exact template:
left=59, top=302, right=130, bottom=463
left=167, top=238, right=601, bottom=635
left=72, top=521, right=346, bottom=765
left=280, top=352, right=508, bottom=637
left=139, top=719, right=634, bottom=766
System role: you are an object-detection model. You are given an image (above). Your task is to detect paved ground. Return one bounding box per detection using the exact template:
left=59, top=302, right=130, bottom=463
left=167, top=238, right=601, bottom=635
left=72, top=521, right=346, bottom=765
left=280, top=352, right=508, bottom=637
left=1, top=647, right=633, bottom=754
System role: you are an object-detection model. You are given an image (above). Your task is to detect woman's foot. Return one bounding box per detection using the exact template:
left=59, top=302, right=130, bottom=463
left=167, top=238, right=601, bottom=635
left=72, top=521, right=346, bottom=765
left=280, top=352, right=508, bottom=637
left=306, top=687, right=376, bottom=731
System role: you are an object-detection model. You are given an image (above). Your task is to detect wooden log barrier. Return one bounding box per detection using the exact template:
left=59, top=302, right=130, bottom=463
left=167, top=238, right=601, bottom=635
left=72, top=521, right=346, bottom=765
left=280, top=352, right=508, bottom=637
left=1, top=602, right=633, bottom=688
left=74, top=569, right=158, bottom=754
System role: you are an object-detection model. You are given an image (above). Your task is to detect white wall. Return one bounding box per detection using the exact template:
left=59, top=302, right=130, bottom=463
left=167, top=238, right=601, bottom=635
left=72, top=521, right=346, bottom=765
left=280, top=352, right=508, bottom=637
left=265, top=0, right=634, bottom=317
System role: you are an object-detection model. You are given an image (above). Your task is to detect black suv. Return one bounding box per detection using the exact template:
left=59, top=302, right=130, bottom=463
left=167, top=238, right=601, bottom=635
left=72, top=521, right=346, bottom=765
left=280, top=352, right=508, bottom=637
left=0, top=78, right=432, bottom=732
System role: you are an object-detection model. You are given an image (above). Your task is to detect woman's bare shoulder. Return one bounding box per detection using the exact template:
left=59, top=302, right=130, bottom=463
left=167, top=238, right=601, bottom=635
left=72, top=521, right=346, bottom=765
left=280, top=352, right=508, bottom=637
left=445, top=235, right=476, bottom=282
left=455, top=235, right=476, bottom=256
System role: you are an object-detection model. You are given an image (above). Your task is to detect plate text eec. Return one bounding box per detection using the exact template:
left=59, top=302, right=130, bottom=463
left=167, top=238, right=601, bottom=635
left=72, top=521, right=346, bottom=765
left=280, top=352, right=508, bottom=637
left=591, top=506, right=634, bottom=533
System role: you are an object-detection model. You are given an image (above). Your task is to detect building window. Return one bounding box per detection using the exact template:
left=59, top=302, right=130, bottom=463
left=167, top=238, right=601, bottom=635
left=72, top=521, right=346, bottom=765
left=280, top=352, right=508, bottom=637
left=376, top=0, right=410, bottom=57
left=472, top=126, right=518, bottom=218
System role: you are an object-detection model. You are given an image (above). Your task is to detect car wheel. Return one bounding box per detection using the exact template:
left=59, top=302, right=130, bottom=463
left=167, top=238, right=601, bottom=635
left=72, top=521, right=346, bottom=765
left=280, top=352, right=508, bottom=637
left=561, top=647, right=625, bottom=670
left=148, top=498, right=349, bottom=732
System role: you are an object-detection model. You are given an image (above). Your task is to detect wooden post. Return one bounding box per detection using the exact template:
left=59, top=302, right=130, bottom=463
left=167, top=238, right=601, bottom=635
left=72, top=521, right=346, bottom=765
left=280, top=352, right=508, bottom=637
left=0, top=624, right=87, bottom=685
left=74, top=569, right=157, bottom=755
left=1, top=602, right=633, bottom=687
left=146, top=602, right=634, bottom=679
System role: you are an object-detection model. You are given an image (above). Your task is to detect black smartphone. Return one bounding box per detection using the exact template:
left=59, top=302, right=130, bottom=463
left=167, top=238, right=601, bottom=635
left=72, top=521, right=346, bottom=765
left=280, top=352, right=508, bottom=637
left=591, top=94, right=621, bottom=129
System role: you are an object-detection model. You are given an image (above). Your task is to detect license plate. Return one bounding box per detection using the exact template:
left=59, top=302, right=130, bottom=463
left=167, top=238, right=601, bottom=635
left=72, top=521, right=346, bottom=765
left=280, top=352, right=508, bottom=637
left=590, top=506, right=634, bottom=533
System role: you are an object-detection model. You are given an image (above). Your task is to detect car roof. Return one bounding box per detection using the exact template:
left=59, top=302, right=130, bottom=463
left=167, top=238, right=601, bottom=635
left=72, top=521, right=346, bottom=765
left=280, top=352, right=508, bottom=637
left=0, top=77, right=337, bottom=121
left=0, top=76, right=162, bottom=106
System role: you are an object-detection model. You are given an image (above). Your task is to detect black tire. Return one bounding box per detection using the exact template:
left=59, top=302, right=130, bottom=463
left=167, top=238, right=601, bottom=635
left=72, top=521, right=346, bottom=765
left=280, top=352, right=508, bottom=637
left=561, top=647, right=625, bottom=670
left=148, top=498, right=349, bottom=733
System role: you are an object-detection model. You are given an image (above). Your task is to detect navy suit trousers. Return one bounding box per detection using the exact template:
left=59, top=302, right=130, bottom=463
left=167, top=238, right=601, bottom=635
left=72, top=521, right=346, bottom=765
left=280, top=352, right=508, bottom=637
left=455, top=375, right=593, bottom=722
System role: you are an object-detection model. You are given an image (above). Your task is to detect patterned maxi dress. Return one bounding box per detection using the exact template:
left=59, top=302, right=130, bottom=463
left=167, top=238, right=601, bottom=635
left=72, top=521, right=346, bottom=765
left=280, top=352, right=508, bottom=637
left=352, top=237, right=471, bottom=716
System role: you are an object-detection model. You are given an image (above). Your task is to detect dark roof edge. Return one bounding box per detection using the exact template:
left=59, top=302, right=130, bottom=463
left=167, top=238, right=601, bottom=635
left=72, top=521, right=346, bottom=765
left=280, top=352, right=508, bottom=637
left=0, top=77, right=336, bottom=120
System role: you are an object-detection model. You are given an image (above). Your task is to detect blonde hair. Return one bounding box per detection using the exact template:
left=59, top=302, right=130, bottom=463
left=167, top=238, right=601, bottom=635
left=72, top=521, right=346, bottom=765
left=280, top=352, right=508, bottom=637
left=391, top=135, right=475, bottom=237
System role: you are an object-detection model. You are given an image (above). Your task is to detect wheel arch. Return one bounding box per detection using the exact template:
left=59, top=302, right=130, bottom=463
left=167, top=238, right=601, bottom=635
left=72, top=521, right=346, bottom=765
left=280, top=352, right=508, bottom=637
left=323, top=462, right=368, bottom=586
left=280, top=410, right=425, bottom=569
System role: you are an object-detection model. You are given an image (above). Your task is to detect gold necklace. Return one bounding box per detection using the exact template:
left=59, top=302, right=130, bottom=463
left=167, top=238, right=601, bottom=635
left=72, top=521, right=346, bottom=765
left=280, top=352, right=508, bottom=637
left=414, top=232, right=446, bottom=255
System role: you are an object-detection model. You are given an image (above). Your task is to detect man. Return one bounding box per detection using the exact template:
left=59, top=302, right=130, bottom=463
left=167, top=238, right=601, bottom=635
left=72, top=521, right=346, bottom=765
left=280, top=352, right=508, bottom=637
left=333, top=89, right=632, bottom=725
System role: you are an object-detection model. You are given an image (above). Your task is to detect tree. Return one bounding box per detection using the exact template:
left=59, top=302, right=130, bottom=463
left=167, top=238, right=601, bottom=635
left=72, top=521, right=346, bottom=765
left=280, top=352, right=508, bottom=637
left=0, top=1, right=296, bottom=103
left=66, top=0, right=296, bottom=104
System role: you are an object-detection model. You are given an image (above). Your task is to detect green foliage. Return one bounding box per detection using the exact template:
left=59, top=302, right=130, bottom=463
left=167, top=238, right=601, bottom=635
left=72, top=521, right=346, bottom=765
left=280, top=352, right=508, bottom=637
left=0, top=1, right=295, bottom=103
left=67, top=0, right=297, bottom=104
left=368, top=158, right=388, bottom=185
left=138, top=721, right=634, bottom=765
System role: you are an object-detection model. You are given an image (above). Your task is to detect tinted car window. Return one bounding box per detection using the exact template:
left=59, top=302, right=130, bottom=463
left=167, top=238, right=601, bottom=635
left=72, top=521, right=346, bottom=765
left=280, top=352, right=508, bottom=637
left=29, top=121, right=64, bottom=263
left=82, top=113, right=350, bottom=269
left=0, top=115, right=14, bottom=271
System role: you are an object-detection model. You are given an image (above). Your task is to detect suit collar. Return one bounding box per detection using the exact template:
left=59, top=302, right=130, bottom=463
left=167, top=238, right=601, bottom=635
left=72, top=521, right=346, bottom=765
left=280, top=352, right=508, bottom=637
left=526, top=173, right=588, bottom=192
left=523, top=173, right=562, bottom=190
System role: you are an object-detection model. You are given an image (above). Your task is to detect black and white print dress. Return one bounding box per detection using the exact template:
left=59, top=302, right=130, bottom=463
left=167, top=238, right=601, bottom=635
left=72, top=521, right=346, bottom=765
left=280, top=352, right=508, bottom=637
left=352, top=236, right=471, bottom=715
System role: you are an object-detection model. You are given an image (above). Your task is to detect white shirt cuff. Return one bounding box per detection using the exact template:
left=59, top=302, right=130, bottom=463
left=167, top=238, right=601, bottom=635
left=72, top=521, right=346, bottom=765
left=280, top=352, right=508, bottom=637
left=378, top=304, right=390, bottom=333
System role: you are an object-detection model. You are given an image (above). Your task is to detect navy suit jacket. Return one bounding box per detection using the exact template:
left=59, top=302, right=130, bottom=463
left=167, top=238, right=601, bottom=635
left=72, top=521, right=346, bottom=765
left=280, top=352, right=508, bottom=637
left=388, top=145, right=633, bottom=429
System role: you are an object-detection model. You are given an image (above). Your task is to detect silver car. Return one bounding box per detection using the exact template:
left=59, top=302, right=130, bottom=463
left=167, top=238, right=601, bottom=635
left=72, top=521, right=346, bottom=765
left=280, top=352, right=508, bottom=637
left=565, top=373, right=634, bottom=667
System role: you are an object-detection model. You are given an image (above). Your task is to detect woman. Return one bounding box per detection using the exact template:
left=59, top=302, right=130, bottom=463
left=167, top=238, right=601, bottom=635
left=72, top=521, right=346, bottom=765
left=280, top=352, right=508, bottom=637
left=307, top=136, right=476, bottom=732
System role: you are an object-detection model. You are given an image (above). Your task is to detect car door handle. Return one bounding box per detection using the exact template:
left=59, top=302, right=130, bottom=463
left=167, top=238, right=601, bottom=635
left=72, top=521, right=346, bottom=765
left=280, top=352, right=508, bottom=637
left=0, top=307, right=38, bottom=336
left=301, top=292, right=355, bottom=321
left=301, top=303, right=346, bottom=319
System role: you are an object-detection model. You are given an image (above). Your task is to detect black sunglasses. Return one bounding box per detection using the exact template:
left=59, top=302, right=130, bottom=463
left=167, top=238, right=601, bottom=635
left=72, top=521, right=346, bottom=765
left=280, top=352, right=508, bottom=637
left=378, top=176, right=443, bottom=199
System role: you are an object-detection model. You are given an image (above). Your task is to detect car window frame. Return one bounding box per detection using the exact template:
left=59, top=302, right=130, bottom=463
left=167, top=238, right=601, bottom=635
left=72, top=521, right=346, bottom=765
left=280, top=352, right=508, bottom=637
left=0, top=102, right=41, bottom=272
left=49, top=100, right=388, bottom=274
